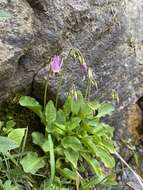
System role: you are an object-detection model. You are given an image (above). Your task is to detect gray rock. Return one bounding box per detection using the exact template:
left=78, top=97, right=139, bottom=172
left=0, top=0, right=35, bottom=103
left=1, top=0, right=143, bottom=189
left=1, top=0, right=143, bottom=136
left=32, top=0, right=143, bottom=138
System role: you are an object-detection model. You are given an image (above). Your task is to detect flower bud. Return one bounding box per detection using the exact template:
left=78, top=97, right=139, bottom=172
left=51, top=55, right=62, bottom=74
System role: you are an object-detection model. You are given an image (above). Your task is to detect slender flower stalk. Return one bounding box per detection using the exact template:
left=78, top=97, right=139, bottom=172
left=85, top=67, right=97, bottom=100
left=115, top=152, right=143, bottom=189
left=50, top=49, right=88, bottom=108
left=55, top=70, right=64, bottom=109
left=44, top=67, right=51, bottom=108
left=85, top=76, right=90, bottom=100
left=55, top=54, right=71, bottom=109
left=44, top=56, right=63, bottom=185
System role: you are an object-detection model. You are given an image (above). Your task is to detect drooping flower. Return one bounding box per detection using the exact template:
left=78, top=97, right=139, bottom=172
left=70, top=48, right=88, bottom=72
left=88, top=67, right=98, bottom=89
left=80, top=62, right=88, bottom=72
left=51, top=55, right=62, bottom=74
left=70, top=84, right=78, bottom=102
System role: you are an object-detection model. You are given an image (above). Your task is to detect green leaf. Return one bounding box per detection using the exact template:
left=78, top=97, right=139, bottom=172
left=88, top=101, right=101, bottom=110
left=58, top=168, right=77, bottom=180
left=82, top=153, right=103, bottom=176
left=80, top=103, right=93, bottom=119
left=54, top=123, right=66, bottom=131
left=88, top=121, right=114, bottom=138
left=63, top=96, right=71, bottom=117
left=2, top=120, right=16, bottom=134
left=69, top=117, right=81, bottom=131
left=55, top=146, right=64, bottom=156
left=32, top=132, right=49, bottom=152
left=100, top=139, right=116, bottom=153
left=3, top=180, right=21, bottom=190
left=101, top=174, right=117, bottom=187
left=8, top=168, right=25, bottom=179
left=71, top=91, right=84, bottom=115
left=56, top=109, right=66, bottom=124
left=71, top=98, right=81, bottom=115
left=62, top=136, right=82, bottom=151
left=20, top=152, right=45, bottom=174
left=48, top=134, right=55, bottom=184
left=19, top=96, right=43, bottom=119
left=8, top=128, right=26, bottom=147
left=64, top=149, right=79, bottom=168
left=45, top=100, right=56, bottom=125
left=97, top=103, right=114, bottom=118
left=0, top=10, right=13, bottom=21
left=50, top=123, right=65, bottom=135
left=6, top=120, right=16, bottom=129
left=0, top=136, right=18, bottom=153
left=81, top=176, right=106, bottom=190
left=94, top=145, right=115, bottom=168
left=82, top=136, right=96, bottom=154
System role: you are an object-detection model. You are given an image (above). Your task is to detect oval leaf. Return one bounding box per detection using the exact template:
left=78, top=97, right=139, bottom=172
left=45, top=100, right=56, bottom=125
left=97, top=103, right=114, bottom=118
left=32, top=132, right=49, bottom=152
left=58, top=168, right=77, bottom=180
left=64, top=149, right=79, bottom=169
left=95, top=145, right=115, bottom=168
left=20, top=152, right=45, bottom=174
left=62, top=136, right=82, bottom=151
left=8, top=128, right=26, bottom=147
left=19, top=96, right=43, bottom=119
left=0, top=136, right=18, bottom=153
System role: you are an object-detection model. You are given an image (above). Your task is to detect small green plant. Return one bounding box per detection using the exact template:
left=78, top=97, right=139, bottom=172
left=0, top=118, right=30, bottom=190
left=19, top=48, right=117, bottom=189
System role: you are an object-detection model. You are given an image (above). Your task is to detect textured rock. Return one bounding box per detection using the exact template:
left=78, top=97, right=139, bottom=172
left=1, top=0, right=143, bottom=135
left=0, top=0, right=42, bottom=103
left=32, top=0, right=143, bottom=139
left=1, top=0, right=143, bottom=189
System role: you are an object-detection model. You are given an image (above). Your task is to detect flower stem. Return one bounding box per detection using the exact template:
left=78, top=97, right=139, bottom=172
left=44, top=71, right=50, bottom=108
left=88, top=80, right=92, bottom=101
left=115, top=151, right=143, bottom=189
left=55, top=53, right=71, bottom=109
left=55, top=70, right=64, bottom=109
left=85, top=77, right=90, bottom=100
left=43, top=65, right=55, bottom=185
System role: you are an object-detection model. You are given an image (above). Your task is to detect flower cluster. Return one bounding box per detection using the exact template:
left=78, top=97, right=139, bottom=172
left=50, top=49, right=97, bottom=90
left=51, top=49, right=89, bottom=74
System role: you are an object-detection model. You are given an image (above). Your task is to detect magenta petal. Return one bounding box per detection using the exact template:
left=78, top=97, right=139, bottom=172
left=80, top=63, right=88, bottom=72
left=51, top=55, right=62, bottom=73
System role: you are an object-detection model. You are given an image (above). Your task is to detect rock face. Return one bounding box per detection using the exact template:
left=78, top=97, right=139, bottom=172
left=1, top=0, right=143, bottom=133
left=32, top=0, right=143, bottom=139
left=0, top=0, right=34, bottom=102
left=1, top=0, right=143, bottom=131
left=1, top=0, right=143, bottom=189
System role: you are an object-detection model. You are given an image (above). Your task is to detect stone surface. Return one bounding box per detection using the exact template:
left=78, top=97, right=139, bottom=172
left=0, top=0, right=45, bottom=104
left=1, top=0, right=143, bottom=189
left=32, top=0, right=143, bottom=139
left=1, top=0, right=143, bottom=138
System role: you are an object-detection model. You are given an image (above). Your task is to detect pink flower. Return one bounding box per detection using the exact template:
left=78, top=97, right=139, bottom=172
left=51, top=55, right=62, bottom=74
left=80, top=62, right=88, bottom=72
